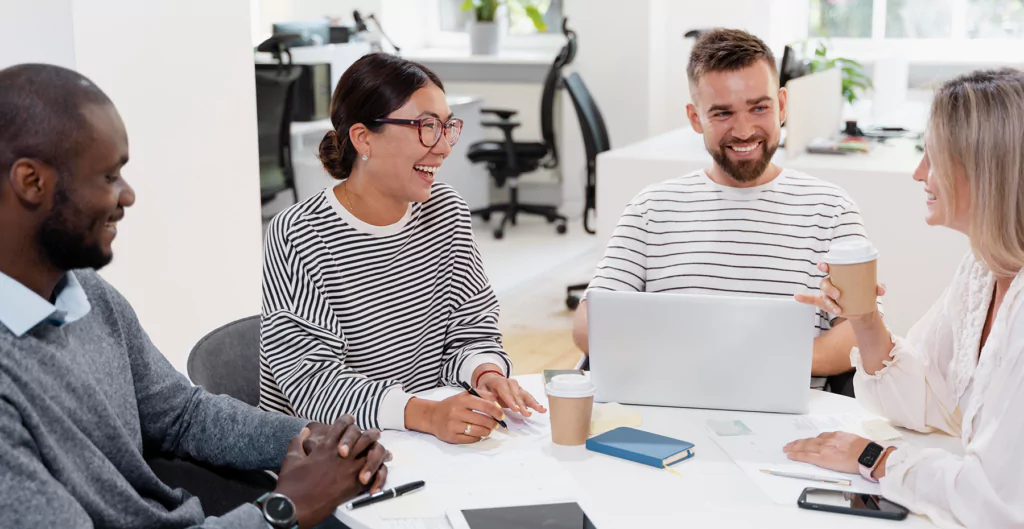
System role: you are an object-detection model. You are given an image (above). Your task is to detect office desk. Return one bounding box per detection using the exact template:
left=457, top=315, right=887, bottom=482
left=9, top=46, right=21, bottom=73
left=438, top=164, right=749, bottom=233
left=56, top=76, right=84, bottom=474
left=595, top=128, right=969, bottom=336
left=336, top=374, right=957, bottom=529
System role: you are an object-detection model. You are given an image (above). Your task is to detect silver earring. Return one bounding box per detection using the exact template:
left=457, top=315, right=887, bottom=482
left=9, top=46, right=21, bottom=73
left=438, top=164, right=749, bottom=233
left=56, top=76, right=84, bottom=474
left=361, top=154, right=369, bottom=161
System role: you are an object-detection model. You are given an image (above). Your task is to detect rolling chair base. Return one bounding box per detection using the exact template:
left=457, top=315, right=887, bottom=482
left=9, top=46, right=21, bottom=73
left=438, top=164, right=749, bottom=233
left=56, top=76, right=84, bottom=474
left=472, top=203, right=568, bottom=240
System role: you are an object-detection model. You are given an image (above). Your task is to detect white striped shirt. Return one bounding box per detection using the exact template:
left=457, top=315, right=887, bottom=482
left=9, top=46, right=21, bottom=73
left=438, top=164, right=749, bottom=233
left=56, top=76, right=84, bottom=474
left=587, top=169, right=871, bottom=385
left=259, top=182, right=511, bottom=430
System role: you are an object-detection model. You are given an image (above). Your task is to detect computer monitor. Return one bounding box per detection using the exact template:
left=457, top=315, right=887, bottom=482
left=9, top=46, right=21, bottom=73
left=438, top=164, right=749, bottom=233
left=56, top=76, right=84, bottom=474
left=779, top=45, right=808, bottom=88
left=272, top=20, right=330, bottom=47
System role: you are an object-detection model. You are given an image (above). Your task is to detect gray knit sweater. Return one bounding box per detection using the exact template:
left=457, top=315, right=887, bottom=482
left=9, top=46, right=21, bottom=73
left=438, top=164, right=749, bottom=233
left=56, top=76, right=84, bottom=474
left=0, top=270, right=308, bottom=528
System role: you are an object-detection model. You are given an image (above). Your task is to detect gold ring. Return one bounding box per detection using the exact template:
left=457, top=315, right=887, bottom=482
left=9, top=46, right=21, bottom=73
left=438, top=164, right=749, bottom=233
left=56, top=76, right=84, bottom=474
left=464, top=423, right=472, bottom=435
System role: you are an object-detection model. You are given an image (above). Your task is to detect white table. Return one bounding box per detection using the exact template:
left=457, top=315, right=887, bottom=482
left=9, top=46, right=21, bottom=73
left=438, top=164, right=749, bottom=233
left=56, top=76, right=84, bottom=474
left=336, top=374, right=960, bottom=529
left=595, top=127, right=969, bottom=337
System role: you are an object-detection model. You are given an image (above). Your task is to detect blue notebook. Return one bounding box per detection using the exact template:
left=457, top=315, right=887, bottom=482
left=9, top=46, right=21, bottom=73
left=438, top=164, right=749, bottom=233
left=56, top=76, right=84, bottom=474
left=586, top=427, right=695, bottom=468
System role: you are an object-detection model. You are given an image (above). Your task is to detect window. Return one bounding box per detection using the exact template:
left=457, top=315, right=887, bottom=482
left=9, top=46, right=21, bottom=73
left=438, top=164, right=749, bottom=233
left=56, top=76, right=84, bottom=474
left=439, top=0, right=564, bottom=36
left=809, top=0, right=1024, bottom=39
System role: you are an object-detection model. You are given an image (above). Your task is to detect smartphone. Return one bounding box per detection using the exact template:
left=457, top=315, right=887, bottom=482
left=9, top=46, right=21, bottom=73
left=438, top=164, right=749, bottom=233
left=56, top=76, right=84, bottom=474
left=798, top=488, right=909, bottom=520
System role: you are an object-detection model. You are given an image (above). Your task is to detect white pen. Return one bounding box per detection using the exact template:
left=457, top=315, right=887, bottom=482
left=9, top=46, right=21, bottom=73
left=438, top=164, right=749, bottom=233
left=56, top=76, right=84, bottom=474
left=760, top=469, right=852, bottom=486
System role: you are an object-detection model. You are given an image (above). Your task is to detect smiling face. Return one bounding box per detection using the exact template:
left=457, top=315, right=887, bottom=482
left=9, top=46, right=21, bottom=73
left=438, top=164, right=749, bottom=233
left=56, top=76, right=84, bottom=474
left=686, top=60, right=787, bottom=184
left=912, top=142, right=971, bottom=234
left=39, top=102, right=134, bottom=271
left=361, top=83, right=454, bottom=203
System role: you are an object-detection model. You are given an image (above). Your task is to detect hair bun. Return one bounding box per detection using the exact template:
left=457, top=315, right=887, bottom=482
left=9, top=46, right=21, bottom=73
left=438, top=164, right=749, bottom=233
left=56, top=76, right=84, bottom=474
left=318, top=128, right=350, bottom=180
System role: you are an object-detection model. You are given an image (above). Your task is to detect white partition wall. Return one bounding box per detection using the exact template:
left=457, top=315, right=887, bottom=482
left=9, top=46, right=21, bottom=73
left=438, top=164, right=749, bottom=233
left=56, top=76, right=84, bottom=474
left=1, top=0, right=265, bottom=373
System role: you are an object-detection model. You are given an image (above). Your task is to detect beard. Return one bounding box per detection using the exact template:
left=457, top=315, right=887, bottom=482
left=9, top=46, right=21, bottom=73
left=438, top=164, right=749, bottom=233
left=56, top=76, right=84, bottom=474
left=39, top=182, right=113, bottom=271
left=708, top=134, right=778, bottom=184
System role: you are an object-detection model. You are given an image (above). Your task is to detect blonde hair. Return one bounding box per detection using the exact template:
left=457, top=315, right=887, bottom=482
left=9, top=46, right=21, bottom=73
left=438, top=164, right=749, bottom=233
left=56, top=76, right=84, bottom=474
left=927, top=68, right=1024, bottom=277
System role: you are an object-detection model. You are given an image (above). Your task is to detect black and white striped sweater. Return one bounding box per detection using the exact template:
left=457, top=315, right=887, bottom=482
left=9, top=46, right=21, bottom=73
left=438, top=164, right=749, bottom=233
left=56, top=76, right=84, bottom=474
left=259, top=182, right=511, bottom=430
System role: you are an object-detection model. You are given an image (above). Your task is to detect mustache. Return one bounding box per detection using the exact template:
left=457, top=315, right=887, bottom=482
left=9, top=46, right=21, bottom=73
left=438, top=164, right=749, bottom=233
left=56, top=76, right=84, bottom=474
left=720, top=135, right=769, bottom=148
left=108, top=208, right=125, bottom=223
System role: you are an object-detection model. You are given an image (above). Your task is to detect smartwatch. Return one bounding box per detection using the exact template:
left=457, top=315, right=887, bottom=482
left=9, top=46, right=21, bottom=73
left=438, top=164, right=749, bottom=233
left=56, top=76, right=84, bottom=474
left=254, top=492, right=299, bottom=529
left=857, top=441, right=890, bottom=483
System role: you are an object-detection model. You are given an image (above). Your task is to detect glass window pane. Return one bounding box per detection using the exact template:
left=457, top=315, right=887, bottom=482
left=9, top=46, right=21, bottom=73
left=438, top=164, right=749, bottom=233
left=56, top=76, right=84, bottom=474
left=885, top=0, right=953, bottom=38
left=440, top=0, right=474, bottom=32
left=967, top=0, right=1024, bottom=38
left=808, top=0, right=874, bottom=38
left=508, top=0, right=560, bottom=36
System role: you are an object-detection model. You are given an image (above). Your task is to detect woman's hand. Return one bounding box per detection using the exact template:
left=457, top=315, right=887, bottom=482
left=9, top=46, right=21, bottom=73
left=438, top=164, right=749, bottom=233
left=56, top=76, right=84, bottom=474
left=783, top=432, right=872, bottom=474
left=418, top=393, right=505, bottom=444
left=476, top=371, right=547, bottom=417
left=794, top=262, right=886, bottom=320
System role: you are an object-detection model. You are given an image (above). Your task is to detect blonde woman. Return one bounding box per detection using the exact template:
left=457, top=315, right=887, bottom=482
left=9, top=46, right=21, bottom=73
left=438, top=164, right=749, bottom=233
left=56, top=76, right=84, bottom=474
left=786, top=68, right=1024, bottom=528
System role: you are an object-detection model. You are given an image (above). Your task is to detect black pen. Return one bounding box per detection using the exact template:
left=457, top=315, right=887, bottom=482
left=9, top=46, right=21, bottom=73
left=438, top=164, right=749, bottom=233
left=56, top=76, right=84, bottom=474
left=346, top=480, right=426, bottom=510
left=459, top=381, right=508, bottom=429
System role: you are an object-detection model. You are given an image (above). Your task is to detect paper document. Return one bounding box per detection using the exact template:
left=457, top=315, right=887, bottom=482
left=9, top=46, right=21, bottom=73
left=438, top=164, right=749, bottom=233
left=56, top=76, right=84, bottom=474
left=457, top=412, right=551, bottom=456
left=708, top=413, right=881, bottom=505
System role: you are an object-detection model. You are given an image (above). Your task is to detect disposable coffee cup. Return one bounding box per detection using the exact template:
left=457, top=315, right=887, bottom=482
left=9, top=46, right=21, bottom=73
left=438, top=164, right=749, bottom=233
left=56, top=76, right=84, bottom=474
left=824, top=239, right=879, bottom=316
left=545, top=374, right=596, bottom=446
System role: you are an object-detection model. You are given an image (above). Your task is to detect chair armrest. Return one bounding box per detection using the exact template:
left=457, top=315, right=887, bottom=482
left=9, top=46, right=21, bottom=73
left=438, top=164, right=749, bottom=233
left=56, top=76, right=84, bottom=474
left=481, top=120, right=522, bottom=131
left=479, top=121, right=521, bottom=171
left=481, top=107, right=518, bottom=120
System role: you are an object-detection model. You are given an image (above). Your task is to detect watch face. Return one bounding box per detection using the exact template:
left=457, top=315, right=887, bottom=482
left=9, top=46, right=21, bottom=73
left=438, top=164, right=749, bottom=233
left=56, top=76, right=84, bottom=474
left=858, top=442, right=884, bottom=467
left=265, top=496, right=296, bottom=524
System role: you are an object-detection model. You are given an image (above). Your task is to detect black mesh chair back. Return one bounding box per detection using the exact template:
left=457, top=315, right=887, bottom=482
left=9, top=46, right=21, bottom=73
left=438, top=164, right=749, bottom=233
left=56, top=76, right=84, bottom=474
left=255, top=65, right=303, bottom=204
left=539, top=22, right=578, bottom=168
left=563, top=72, right=611, bottom=184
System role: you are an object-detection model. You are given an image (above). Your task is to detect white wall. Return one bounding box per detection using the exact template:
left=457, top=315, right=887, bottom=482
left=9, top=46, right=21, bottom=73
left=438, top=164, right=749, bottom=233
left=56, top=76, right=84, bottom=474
left=3, top=0, right=265, bottom=373
left=0, top=0, right=77, bottom=69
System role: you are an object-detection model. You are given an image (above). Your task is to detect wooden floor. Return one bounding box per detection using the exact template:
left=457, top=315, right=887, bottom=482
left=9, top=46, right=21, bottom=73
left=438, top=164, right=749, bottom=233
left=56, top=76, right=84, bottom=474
left=496, top=249, right=600, bottom=375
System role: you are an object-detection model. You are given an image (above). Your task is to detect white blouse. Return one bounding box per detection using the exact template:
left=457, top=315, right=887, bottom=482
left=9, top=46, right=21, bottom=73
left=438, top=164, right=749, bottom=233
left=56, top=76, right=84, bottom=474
left=851, top=252, right=1024, bottom=529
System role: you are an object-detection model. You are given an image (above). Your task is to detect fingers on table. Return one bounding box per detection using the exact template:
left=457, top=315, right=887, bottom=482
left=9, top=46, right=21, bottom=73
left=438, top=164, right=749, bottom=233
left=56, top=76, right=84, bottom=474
left=494, top=380, right=527, bottom=415
left=360, top=443, right=388, bottom=485
left=371, top=465, right=388, bottom=494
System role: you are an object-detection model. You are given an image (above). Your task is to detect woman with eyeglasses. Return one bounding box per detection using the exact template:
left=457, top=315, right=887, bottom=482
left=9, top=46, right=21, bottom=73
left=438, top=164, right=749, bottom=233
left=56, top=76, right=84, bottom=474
left=259, top=53, right=546, bottom=445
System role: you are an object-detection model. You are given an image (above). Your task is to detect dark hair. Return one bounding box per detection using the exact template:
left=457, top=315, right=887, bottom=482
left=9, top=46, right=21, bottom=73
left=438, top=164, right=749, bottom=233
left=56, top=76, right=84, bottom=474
left=0, top=64, right=113, bottom=177
left=687, top=28, right=778, bottom=86
left=318, top=53, right=444, bottom=180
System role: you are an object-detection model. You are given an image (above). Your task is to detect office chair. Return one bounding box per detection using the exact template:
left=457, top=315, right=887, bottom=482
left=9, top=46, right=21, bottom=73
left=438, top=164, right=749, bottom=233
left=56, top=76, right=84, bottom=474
left=467, top=20, right=577, bottom=239
left=187, top=315, right=262, bottom=406
left=255, top=62, right=303, bottom=207
left=159, top=314, right=344, bottom=527
left=561, top=72, right=611, bottom=310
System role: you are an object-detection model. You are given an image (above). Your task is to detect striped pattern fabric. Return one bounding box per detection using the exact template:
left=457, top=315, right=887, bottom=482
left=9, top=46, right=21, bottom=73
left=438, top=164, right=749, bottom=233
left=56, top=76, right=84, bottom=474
left=259, top=182, right=511, bottom=430
left=587, top=169, right=869, bottom=333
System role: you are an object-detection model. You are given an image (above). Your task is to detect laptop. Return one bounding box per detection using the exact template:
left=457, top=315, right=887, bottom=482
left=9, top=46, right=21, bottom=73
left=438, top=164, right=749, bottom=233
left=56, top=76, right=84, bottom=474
left=586, top=290, right=816, bottom=414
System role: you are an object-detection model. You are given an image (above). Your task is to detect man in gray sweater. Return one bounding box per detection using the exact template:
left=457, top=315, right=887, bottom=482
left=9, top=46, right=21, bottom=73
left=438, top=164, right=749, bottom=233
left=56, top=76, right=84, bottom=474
left=0, top=64, right=390, bottom=528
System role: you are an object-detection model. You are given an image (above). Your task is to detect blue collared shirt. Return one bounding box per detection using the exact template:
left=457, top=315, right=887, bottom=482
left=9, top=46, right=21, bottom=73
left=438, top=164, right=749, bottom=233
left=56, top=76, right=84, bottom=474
left=0, top=270, right=92, bottom=337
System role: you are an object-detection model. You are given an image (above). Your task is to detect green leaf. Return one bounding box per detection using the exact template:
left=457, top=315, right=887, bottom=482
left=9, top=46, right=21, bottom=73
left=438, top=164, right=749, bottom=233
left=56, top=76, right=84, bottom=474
left=461, top=0, right=476, bottom=11
left=524, top=5, right=548, bottom=32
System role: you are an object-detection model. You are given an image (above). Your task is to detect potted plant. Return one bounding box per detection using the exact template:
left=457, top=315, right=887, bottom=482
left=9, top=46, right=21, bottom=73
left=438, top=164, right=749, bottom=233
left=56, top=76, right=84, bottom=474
left=462, top=0, right=549, bottom=55
left=803, top=41, right=873, bottom=105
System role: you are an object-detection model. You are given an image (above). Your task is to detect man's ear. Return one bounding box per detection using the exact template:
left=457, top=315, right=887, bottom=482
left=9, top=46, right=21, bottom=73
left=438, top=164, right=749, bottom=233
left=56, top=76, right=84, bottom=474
left=7, top=158, right=53, bottom=206
left=777, top=86, right=788, bottom=126
left=686, top=103, right=704, bottom=135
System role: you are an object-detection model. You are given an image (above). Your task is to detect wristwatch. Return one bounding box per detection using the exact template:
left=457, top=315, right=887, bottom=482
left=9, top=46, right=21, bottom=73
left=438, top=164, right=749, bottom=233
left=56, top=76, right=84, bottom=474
left=254, top=492, right=299, bottom=529
left=857, top=441, right=890, bottom=483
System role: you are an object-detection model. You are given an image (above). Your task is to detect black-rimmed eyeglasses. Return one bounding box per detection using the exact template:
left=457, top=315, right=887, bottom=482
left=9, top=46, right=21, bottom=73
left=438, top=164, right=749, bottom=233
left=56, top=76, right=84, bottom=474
left=374, top=116, right=464, bottom=148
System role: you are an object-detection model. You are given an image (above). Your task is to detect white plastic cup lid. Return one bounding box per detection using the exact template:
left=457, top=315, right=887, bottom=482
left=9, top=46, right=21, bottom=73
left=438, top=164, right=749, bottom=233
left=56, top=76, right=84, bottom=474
left=545, top=374, right=596, bottom=398
left=824, top=239, right=879, bottom=265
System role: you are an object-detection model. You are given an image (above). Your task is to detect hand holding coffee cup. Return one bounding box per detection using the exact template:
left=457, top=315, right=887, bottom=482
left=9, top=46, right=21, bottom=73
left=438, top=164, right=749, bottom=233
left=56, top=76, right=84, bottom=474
left=795, top=240, right=886, bottom=319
